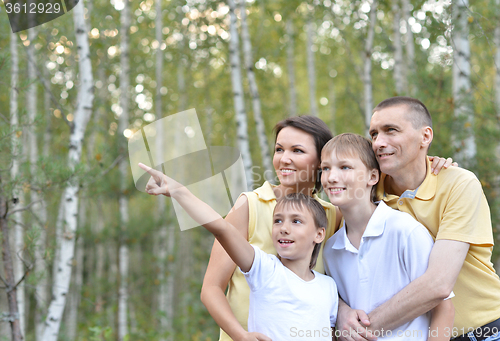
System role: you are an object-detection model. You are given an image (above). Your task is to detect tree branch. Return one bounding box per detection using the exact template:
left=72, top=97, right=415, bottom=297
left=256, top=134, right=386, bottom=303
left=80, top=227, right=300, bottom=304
left=7, top=199, right=43, bottom=217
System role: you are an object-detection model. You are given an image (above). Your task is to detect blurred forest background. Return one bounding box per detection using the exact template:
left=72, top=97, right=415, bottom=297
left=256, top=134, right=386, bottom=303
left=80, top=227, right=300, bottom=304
left=1, top=0, right=500, bottom=340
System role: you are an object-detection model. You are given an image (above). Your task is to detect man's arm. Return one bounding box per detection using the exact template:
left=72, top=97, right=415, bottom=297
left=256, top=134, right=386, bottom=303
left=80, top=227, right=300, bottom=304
left=367, top=239, right=468, bottom=332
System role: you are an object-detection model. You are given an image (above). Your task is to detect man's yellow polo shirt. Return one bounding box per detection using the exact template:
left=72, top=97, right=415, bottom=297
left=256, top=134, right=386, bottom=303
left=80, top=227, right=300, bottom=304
left=376, top=157, right=500, bottom=333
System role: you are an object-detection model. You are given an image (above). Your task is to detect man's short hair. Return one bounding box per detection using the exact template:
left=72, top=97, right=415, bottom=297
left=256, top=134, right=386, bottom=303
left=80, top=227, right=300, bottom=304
left=373, top=96, right=432, bottom=129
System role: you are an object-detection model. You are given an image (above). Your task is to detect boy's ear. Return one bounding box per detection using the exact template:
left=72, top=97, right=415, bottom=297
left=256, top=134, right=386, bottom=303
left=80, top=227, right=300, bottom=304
left=368, top=169, right=379, bottom=187
left=315, top=227, right=326, bottom=244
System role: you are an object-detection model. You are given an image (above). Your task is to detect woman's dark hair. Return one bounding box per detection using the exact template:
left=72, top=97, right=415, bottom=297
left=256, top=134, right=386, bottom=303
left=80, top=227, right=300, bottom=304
left=273, top=116, right=333, bottom=194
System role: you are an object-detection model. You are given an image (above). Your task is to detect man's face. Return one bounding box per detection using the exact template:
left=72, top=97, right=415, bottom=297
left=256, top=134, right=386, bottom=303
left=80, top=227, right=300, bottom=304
left=369, top=105, right=425, bottom=177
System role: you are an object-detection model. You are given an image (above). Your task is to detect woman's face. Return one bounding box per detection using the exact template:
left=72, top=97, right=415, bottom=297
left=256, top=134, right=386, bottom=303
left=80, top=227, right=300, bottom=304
left=273, top=127, right=320, bottom=192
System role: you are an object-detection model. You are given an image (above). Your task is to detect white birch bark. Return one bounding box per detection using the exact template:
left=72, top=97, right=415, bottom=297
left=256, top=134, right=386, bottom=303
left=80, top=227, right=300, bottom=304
left=402, top=0, right=416, bottom=95
left=43, top=66, right=52, bottom=158
left=118, top=0, right=131, bottom=338
left=240, top=0, right=273, bottom=183
left=306, top=17, right=318, bottom=117
left=364, top=1, right=377, bottom=136
left=27, top=27, right=49, bottom=341
left=228, top=0, right=253, bottom=190
left=42, top=1, right=94, bottom=339
left=155, top=1, right=175, bottom=339
left=0, top=181, right=23, bottom=341
left=329, top=73, right=336, bottom=135
left=452, top=0, right=476, bottom=167
left=65, top=202, right=84, bottom=340
left=286, top=19, right=298, bottom=117
left=10, top=30, right=25, bottom=340
left=392, top=0, right=406, bottom=94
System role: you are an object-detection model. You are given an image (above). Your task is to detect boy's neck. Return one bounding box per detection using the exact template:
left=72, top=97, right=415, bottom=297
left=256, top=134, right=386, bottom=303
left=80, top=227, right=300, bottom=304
left=340, top=201, right=377, bottom=250
left=280, top=257, right=315, bottom=281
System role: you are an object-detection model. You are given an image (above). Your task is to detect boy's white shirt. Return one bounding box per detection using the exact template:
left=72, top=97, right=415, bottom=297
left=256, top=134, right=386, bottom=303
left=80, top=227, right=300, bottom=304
left=241, top=245, right=338, bottom=341
left=323, top=201, right=452, bottom=340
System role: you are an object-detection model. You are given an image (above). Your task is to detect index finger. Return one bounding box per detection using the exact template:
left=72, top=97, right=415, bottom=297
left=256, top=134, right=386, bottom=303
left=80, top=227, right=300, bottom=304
left=138, top=163, right=162, bottom=178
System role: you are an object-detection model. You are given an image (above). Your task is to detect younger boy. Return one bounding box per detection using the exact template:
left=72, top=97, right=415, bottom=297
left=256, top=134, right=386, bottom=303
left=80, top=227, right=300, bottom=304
left=138, top=163, right=338, bottom=341
left=320, top=134, right=453, bottom=340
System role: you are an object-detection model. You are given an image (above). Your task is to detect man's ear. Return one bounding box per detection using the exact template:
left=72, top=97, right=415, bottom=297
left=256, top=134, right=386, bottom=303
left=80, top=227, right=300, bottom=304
left=421, top=126, right=433, bottom=149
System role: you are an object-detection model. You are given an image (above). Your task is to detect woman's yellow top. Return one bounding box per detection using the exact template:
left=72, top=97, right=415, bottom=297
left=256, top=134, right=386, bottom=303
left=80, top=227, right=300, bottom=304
left=219, top=181, right=337, bottom=341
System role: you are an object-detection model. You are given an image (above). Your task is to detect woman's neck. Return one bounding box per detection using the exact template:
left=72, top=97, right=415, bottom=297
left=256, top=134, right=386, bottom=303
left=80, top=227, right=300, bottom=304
left=273, top=183, right=315, bottom=200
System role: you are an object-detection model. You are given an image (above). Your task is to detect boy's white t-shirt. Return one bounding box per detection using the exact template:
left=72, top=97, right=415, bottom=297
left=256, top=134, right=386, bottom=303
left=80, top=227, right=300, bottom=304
left=323, top=201, right=437, bottom=340
left=242, top=245, right=338, bottom=341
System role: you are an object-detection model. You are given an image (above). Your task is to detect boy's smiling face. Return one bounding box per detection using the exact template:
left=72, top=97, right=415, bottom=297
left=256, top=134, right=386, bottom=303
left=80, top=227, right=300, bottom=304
left=271, top=205, right=324, bottom=264
left=321, top=151, right=378, bottom=209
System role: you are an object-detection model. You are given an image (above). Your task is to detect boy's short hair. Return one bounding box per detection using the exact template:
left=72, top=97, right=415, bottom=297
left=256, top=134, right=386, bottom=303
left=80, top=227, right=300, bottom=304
left=321, top=133, right=380, bottom=203
left=274, top=193, right=328, bottom=270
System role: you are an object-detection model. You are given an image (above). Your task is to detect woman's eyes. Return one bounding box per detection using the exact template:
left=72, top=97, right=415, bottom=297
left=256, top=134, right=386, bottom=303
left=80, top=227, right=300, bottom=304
left=321, top=167, right=330, bottom=171
left=341, top=166, right=351, bottom=170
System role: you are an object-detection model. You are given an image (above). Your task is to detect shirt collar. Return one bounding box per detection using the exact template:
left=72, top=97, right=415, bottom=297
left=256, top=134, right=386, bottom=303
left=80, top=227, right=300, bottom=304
left=331, top=202, right=388, bottom=251
left=376, top=157, right=436, bottom=201
left=253, top=181, right=277, bottom=202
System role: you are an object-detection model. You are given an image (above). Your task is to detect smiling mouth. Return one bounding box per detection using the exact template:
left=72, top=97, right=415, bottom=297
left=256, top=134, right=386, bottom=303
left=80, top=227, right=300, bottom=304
left=378, top=152, right=394, bottom=158
left=278, top=239, right=294, bottom=245
left=328, top=187, right=346, bottom=194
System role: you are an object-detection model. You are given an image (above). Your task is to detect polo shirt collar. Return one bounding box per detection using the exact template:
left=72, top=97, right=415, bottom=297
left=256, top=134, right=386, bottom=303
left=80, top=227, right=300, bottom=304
left=331, top=202, right=388, bottom=251
left=376, top=157, right=436, bottom=201
left=254, top=181, right=277, bottom=202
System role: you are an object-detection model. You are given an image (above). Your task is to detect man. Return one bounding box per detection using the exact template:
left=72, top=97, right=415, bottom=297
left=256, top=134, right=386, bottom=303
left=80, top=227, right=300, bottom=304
left=336, top=97, right=500, bottom=341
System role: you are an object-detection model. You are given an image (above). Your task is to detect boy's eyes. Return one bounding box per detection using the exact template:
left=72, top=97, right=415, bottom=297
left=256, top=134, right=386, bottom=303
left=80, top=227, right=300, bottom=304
left=293, top=219, right=302, bottom=224
left=321, top=166, right=330, bottom=171
left=274, top=218, right=282, bottom=224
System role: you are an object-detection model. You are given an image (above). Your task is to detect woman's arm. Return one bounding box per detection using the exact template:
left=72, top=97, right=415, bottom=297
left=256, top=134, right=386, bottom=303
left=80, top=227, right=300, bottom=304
left=428, top=299, right=454, bottom=341
left=200, top=195, right=258, bottom=341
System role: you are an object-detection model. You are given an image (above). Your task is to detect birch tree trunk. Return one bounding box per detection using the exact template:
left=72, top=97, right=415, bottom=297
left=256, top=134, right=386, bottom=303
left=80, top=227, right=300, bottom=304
left=305, top=16, right=318, bottom=117
left=452, top=0, right=476, bottom=168
left=392, top=0, right=406, bottom=94
left=329, top=72, right=336, bottom=135
left=65, top=210, right=84, bottom=340
left=402, top=0, right=416, bottom=95
left=42, top=1, right=94, bottom=339
left=0, top=177, right=24, bottom=341
left=118, top=0, right=131, bottom=338
left=364, top=1, right=377, bottom=136
left=10, top=30, right=26, bottom=340
left=155, top=1, right=175, bottom=339
left=27, top=27, right=49, bottom=341
left=239, top=0, right=273, bottom=182
left=228, top=0, right=253, bottom=190
left=286, top=19, right=298, bottom=118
